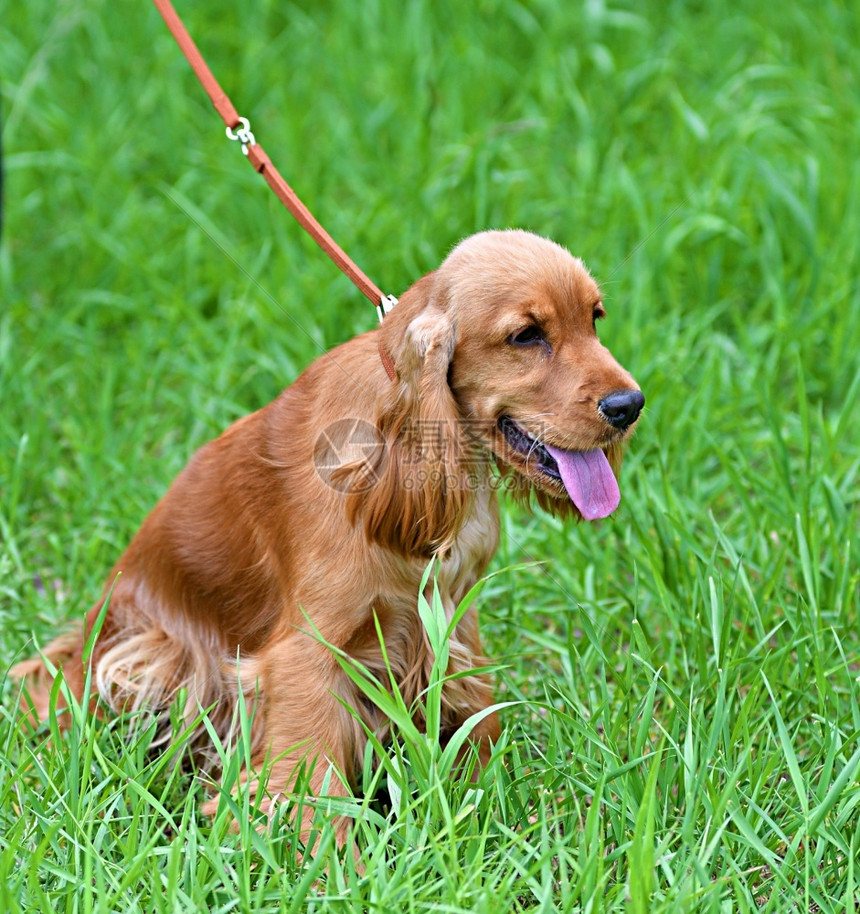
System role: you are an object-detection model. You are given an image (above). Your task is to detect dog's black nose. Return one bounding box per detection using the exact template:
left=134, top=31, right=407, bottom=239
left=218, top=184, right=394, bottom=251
left=598, top=389, right=645, bottom=430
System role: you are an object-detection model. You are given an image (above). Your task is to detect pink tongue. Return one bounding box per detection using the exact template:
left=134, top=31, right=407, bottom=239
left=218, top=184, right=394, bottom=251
left=544, top=445, right=620, bottom=520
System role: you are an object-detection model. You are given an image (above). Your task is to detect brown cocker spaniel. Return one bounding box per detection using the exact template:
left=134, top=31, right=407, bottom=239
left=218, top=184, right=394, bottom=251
left=13, top=229, right=643, bottom=833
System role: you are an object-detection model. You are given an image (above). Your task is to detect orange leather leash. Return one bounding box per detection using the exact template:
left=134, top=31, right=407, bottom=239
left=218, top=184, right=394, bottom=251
left=151, top=0, right=399, bottom=380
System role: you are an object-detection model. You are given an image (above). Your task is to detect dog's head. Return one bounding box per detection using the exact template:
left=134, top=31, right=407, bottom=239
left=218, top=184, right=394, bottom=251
left=360, top=230, right=643, bottom=554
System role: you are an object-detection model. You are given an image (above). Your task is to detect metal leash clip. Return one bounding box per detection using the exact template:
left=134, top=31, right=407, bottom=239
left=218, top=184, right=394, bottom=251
left=226, top=117, right=256, bottom=156
left=377, top=294, right=398, bottom=322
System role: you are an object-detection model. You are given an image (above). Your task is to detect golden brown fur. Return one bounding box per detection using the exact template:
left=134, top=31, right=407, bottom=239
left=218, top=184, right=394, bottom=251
left=12, top=230, right=642, bottom=836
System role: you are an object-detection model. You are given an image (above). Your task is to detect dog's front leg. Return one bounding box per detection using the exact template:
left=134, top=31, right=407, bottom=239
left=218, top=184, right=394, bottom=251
left=252, top=631, right=361, bottom=847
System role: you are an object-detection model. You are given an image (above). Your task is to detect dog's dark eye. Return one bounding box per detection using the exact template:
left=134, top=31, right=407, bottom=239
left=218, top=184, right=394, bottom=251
left=508, top=326, right=545, bottom=347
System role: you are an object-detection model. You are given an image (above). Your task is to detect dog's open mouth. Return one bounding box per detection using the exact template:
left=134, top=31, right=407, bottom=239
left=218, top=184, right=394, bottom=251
left=498, top=416, right=620, bottom=520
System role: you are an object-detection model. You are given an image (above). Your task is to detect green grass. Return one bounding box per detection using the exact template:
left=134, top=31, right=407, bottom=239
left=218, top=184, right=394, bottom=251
left=2, top=0, right=859, bottom=909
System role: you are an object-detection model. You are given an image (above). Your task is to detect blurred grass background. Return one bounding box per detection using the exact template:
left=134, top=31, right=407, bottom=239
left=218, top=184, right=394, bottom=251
left=1, top=0, right=859, bottom=910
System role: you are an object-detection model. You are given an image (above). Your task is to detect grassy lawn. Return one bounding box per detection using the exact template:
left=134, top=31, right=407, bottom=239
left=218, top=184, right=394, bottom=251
left=2, top=0, right=859, bottom=910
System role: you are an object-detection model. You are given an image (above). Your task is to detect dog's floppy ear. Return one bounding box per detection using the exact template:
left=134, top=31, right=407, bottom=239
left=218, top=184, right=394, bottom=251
left=351, top=274, right=475, bottom=557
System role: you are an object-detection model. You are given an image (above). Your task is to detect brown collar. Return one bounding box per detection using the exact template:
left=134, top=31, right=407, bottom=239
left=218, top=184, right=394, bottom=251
left=378, top=342, right=397, bottom=382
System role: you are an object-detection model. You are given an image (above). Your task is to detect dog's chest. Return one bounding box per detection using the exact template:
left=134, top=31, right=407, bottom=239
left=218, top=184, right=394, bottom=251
left=435, top=488, right=500, bottom=607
